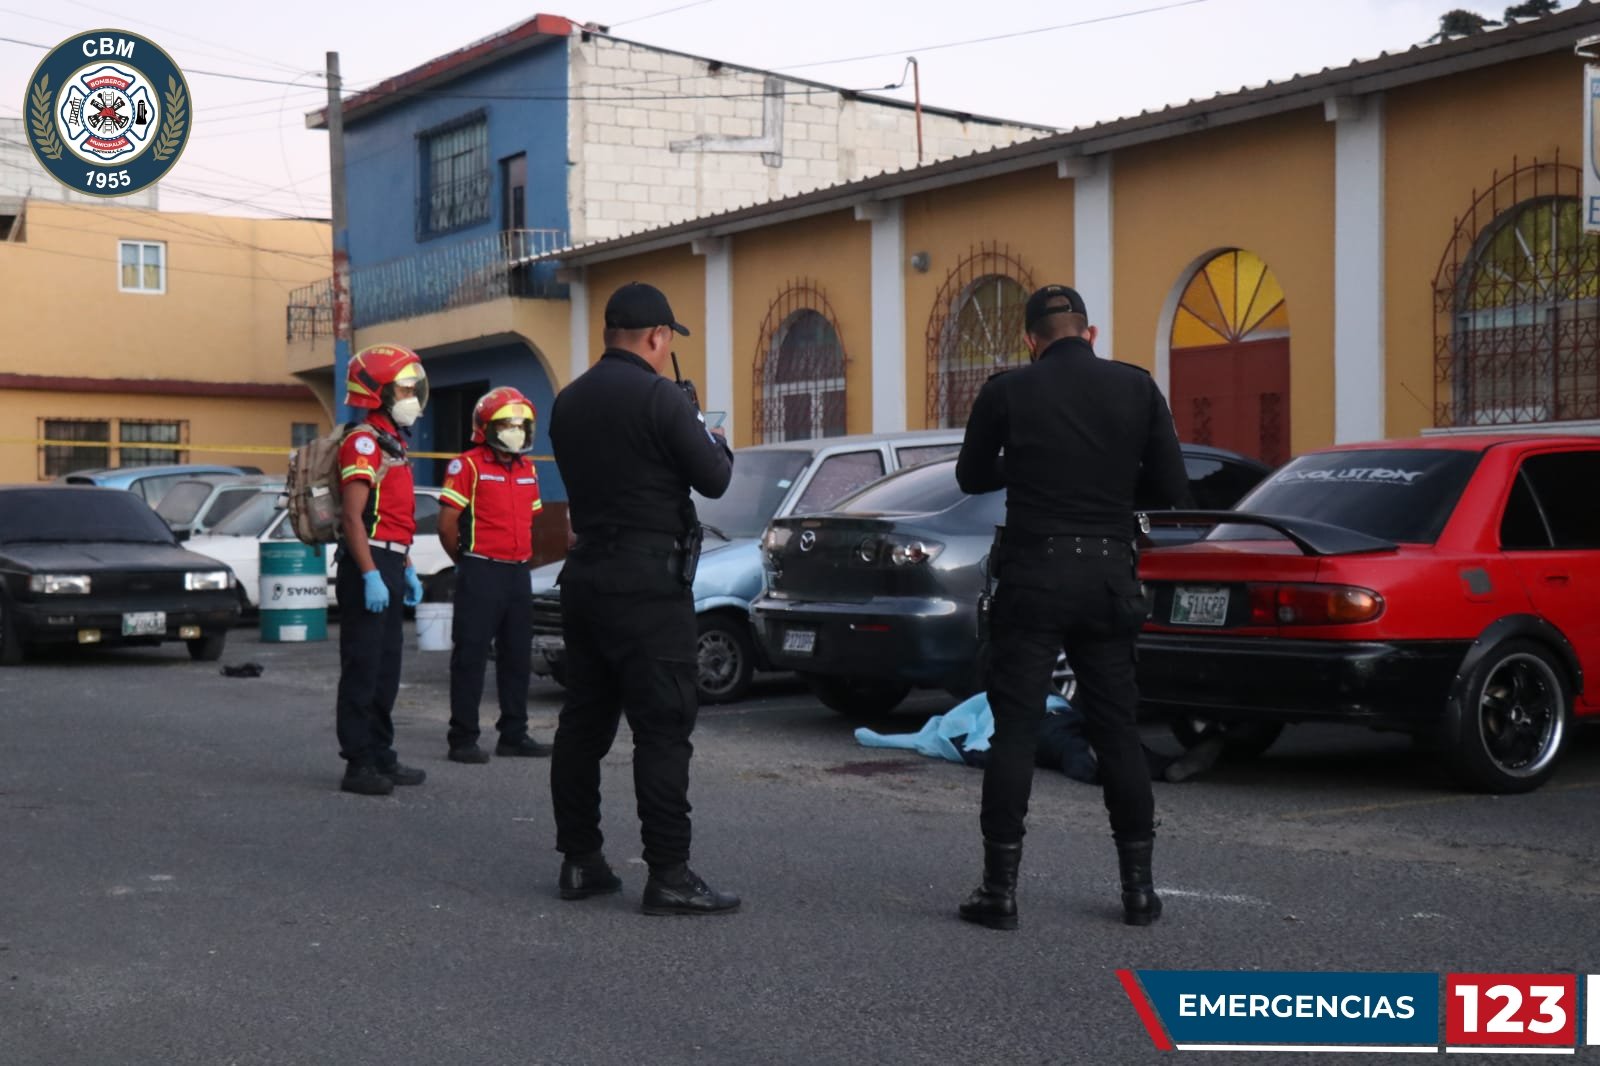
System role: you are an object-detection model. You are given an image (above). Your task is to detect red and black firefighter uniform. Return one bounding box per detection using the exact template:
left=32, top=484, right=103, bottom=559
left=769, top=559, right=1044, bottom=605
left=439, top=386, right=549, bottom=763
left=335, top=344, right=430, bottom=797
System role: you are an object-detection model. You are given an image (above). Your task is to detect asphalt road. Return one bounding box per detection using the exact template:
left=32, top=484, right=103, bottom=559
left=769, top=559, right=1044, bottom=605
left=3, top=626, right=1598, bottom=1066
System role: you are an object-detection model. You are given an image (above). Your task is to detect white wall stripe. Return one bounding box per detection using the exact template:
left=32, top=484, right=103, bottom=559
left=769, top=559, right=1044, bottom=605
left=857, top=201, right=906, bottom=433
left=1329, top=93, right=1387, bottom=443
left=1069, top=154, right=1115, bottom=361
left=696, top=238, right=736, bottom=440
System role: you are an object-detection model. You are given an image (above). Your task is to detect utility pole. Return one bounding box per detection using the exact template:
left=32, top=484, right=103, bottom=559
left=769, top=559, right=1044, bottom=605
left=325, top=50, right=352, bottom=421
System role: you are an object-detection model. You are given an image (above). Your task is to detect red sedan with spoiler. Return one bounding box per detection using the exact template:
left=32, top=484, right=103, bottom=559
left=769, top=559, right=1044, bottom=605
left=1136, top=434, right=1598, bottom=793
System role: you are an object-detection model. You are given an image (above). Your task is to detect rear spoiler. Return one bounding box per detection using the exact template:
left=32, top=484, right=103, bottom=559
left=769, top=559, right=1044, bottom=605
left=1140, top=510, right=1398, bottom=557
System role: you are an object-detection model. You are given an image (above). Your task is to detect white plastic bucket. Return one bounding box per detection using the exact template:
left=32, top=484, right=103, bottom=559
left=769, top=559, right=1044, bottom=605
left=414, top=602, right=453, bottom=651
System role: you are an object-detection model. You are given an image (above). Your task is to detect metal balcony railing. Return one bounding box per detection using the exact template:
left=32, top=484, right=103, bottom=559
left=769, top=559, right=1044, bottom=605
left=284, top=228, right=570, bottom=341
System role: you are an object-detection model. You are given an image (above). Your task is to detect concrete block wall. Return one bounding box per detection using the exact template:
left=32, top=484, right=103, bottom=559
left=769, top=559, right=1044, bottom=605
left=567, top=38, right=1046, bottom=243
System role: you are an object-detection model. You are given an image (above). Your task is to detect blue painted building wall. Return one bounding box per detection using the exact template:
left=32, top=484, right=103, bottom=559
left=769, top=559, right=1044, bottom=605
left=342, top=40, right=571, bottom=266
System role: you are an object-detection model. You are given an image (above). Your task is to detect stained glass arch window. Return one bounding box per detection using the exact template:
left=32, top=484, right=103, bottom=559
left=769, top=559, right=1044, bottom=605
left=1171, top=249, right=1289, bottom=349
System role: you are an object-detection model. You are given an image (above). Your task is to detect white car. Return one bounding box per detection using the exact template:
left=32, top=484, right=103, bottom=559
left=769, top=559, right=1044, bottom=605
left=185, top=487, right=454, bottom=608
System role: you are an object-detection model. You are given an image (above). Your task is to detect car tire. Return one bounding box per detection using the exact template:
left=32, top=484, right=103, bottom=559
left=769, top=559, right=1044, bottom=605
left=1444, top=638, right=1571, bottom=794
left=0, top=592, right=26, bottom=666
left=697, top=614, right=755, bottom=704
left=1169, top=718, right=1284, bottom=760
left=187, top=632, right=227, bottom=662
left=808, top=676, right=912, bottom=718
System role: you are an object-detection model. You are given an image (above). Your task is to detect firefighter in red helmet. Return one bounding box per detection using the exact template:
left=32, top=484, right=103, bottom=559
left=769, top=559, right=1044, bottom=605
left=333, top=344, right=431, bottom=796
left=437, top=385, right=550, bottom=763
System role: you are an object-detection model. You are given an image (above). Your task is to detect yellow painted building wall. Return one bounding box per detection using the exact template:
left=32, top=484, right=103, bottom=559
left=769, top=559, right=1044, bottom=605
left=1114, top=109, right=1338, bottom=457
left=583, top=245, right=708, bottom=391
left=901, top=165, right=1074, bottom=429
left=730, top=211, right=871, bottom=447
left=0, top=199, right=332, bottom=481
left=1383, top=52, right=1580, bottom=439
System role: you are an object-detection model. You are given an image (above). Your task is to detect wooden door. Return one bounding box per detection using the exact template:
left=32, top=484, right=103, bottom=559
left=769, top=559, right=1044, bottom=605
left=1169, top=338, right=1290, bottom=467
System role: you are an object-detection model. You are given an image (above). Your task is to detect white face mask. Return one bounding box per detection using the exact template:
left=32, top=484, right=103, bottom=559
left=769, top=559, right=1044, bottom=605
left=390, top=396, right=422, bottom=427
left=495, top=426, right=527, bottom=453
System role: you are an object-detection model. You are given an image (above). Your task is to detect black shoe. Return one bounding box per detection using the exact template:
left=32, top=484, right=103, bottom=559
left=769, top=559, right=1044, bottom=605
left=449, top=745, right=491, bottom=764
left=340, top=764, right=394, bottom=796
left=1117, top=838, right=1163, bottom=926
left=1163, top=738, right=1224, bottom=783
left=559, top=852, right=623, bottom=900
left=642, top=864, right=740, bottom=916
left=380, top=763, right=427, bottom=787
left=958, top=839, right=1021, bottom=931
left=496, top=736, right=552, bottom=758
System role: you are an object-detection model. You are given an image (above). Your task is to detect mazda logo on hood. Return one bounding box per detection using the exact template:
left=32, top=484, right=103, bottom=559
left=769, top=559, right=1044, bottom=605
left=798, top=530, right=817, bottom=552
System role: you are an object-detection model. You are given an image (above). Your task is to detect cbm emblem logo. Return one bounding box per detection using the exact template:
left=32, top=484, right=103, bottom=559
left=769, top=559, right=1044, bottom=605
left=24, top=29, right=190, bottom=197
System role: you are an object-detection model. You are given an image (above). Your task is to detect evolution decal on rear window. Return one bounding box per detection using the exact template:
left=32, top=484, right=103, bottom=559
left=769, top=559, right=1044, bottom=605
left=1271, top=467, right=1426, bottom=486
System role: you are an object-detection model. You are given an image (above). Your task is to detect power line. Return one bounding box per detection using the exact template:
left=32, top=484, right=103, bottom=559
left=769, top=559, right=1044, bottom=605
left=611, top=0, right=718, bottom=29
left=55, top=0, right=314, bottom=77
left=772, top=0, right=1213, bottom=70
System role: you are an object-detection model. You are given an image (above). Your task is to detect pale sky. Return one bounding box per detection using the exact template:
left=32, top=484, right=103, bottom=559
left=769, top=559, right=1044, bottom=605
left=1, top=0, right=1477, bottom=220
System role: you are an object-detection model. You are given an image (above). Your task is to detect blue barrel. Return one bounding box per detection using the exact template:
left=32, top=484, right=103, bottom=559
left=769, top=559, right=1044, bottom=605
left=259, top=541, right=328, bottom=642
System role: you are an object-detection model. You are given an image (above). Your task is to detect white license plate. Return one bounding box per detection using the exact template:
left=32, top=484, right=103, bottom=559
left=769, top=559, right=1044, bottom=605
left=122, top=611, right=166, bottom=637
left=1169, top=587, right=1230, bottom=627
left=782, top=628, right=816, bottom=655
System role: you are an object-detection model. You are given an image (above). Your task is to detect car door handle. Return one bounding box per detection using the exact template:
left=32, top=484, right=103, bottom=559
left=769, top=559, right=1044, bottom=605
left=1541, top=572, right=1571, bottom=585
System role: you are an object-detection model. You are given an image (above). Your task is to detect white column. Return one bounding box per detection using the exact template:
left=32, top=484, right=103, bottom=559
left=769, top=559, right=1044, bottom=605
left=1063, top=154, right=1114, bottom=360
left=693, top=237, right=735, bottom=439
left=1328, top=94, right=1386, bottom=443
left=855, top=201, right=906, bottom=433
left=567, top=270, right=589, bottom=385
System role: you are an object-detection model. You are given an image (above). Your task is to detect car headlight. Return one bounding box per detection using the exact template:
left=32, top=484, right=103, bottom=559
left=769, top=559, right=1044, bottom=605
left=29, top=574, right=91, bottom=595
left=185, top=570, right=233, bottom=591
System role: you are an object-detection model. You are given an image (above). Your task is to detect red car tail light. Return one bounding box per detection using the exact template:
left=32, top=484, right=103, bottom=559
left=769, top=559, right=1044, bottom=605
left=1247, top=583, right=1384, bottom=626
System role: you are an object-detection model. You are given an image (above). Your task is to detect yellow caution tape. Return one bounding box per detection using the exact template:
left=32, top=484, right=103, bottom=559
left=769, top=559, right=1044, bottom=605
left=0, top=437, right=554, bottom=463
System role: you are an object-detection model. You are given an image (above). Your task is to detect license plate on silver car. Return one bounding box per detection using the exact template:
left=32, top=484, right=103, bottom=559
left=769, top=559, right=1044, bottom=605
left=122, top=611, right=166, bottom=636
left=782, top=628, right=816, bottom=655
left=1169, top=587, right=1229, bottom=626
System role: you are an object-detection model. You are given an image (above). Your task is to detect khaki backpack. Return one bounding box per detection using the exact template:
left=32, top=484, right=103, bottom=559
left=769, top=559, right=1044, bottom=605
left=284, top=423, right=405, bottom=545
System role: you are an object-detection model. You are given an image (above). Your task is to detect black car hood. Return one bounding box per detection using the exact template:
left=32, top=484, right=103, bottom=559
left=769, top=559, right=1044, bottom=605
left=0, top=541, right=224, bottom=572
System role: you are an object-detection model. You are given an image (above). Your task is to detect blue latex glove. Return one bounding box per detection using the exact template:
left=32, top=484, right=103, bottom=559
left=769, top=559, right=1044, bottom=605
left=362, top=569, right=390, bottom=613
left=403, top=566, right=424, bottom=608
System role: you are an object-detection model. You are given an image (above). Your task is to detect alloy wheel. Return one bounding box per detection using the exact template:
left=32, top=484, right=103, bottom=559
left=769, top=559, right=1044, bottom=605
left=1477, top=652, right=1564, bottom=779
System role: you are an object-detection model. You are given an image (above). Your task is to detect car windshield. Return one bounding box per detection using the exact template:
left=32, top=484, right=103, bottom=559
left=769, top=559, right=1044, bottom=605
left=155, top=481, right=216, bottom=524
left=210, top=492, right=282, bottom=537
left=691, top=449, right=812, bottom=538
left=1217, top=448, right=1482, bottom=544
left=835, top=460, right=966, bottom=515
left=0, top=489, right=176, bottom=544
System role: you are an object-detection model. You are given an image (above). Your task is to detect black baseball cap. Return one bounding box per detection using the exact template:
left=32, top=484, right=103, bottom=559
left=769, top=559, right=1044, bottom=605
left=1024, top=284, right=1088, bottom=331
left=605, top=282, right=691, bottom=336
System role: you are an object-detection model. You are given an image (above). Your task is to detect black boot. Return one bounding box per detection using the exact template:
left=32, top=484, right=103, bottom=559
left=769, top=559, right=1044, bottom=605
left=958, top=840, right=1021, bottom=931
left=558, top=851, right=623, bottom=900
left=1117, top=839, right=1162, bottom=926
left=641, top=863, right=740, bottom=916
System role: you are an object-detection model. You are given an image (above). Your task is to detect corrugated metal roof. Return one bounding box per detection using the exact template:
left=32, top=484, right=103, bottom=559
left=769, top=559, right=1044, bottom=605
left=547, top=3, right=1600, bottom=265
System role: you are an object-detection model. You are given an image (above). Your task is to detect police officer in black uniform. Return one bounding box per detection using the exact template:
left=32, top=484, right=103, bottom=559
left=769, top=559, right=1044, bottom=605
left=954, top=284, right=1189, bottom=931
left=546, top=282, right=740, bottom=916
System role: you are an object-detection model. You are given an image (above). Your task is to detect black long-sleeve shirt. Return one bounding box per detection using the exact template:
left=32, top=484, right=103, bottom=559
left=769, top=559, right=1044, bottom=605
left=550, top=348, right=733, bottom=538
left=955, top=336, right=1189, bottom=540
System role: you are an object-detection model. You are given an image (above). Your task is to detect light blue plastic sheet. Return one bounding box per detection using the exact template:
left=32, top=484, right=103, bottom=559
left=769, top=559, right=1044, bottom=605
left=854, top=692, right=1072, bottom=763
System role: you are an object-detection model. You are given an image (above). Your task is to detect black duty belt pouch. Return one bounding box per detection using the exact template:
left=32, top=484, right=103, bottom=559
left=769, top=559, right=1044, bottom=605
left=976, top=525, right=1003, bottom=644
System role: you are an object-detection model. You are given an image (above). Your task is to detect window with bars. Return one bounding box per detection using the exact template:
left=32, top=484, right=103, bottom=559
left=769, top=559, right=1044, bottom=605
left=925, top=246, right=1035, bottom=428
left=291, top=422, right=319, bottom=449
left=119, top=420, right=186, bottom=467
left=753, top=281, right=849, bottom=444
left=41, top=419, right=110, bottom=477
left=119, top=240, right=165, bottom=293
left=419, top=114, right=491, bottom=237
left=1434, top=160, right=1600, bottom=427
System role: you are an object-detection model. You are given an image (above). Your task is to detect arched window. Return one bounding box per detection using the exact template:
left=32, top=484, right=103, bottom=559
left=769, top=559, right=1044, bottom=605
left=925, top=244, right=1034, bottom=427
left=753, top=280, right=847, bottom=443
left=1435, top=160, right=1600, bottom=426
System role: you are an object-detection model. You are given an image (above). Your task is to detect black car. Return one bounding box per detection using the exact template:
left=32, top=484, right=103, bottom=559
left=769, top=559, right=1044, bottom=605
left=0, top=486, right=241, bottom=664
left=751, top=445, right=1270, bottom=715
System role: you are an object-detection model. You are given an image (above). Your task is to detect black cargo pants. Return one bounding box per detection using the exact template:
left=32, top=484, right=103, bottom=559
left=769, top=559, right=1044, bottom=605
left=549, top=542, right=698, bottom=868
left=447, top=555, right=534, bottom=750
left=981, top=535, right=1154, bottom=845
left=334, top=547, right=407, bottom=770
